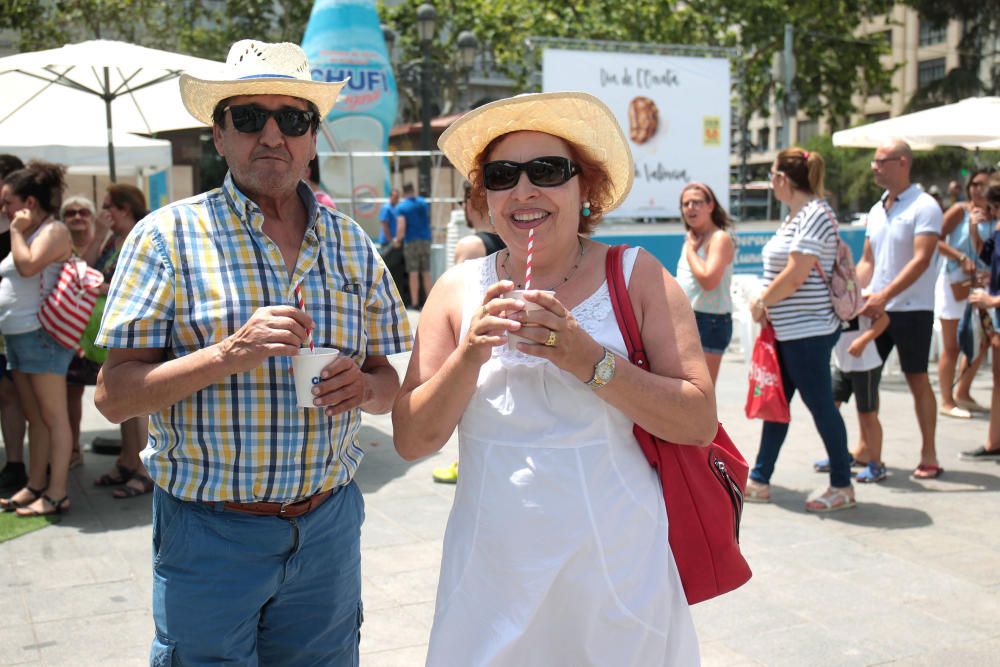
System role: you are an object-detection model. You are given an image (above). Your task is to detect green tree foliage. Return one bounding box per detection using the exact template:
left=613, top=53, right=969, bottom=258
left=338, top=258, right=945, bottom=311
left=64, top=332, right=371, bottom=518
left=0, top=0, right=315, bottom=60
left=379, top=0, right=897, bottom=126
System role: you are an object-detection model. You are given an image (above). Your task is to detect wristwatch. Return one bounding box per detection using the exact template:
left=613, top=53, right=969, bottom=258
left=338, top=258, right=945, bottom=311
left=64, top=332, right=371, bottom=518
left=586, top=348, right=616, bottom=389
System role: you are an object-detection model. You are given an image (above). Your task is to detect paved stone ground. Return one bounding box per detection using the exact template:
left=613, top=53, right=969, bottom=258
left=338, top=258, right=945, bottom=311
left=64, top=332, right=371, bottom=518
left=1, top=346, right=998, bottom=666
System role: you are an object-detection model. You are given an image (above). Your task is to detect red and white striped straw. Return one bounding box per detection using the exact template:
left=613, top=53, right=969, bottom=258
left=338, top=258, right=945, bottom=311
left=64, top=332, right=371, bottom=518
left=524, top=227, right=534, bottom=290
left=295, top=284, right=314, bottom=352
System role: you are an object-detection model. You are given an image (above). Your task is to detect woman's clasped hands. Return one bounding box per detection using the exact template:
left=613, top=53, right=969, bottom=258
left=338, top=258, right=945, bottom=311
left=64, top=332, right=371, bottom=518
left=465, top=279, right=603, bottom=383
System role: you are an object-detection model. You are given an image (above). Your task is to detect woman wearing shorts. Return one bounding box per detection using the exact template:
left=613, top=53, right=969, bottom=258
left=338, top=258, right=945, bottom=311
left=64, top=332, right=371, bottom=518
left=676, top=181, right=734, bottom=385
left=935, top=168, right=992, bottom=418
left=0, top=160, right=74, bottom=517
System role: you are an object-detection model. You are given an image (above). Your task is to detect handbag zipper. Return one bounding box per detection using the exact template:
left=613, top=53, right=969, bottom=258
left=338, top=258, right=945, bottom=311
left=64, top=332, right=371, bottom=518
left=711, top=454, right=744, bottom=543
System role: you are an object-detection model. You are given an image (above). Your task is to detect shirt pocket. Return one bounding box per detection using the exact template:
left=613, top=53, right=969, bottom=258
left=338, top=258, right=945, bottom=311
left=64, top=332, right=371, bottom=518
left=313, top=287, right=366, bottom=360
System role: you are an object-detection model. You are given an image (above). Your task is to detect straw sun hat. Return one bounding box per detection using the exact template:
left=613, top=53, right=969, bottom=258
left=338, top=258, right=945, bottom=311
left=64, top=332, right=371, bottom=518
left=179, top=40, right=348, bottom=126
left=438, top=91, right=634, bottom=212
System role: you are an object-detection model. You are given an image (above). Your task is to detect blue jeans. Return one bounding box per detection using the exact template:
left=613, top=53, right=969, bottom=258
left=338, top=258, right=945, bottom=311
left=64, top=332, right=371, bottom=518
left=750, top=329, right=851, bottom=488
left=150, top=482, right=364, bottom=666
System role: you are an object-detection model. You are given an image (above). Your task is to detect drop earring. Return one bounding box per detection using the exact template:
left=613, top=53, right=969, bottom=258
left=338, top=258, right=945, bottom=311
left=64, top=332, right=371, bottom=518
left=581, top=201, right=591, bottom=217
left=488, top=210, right=495, bottom=227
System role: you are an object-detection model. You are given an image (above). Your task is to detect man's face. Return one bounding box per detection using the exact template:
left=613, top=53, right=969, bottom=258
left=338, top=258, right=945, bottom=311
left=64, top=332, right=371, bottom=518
left=389, top=189, right=400, bottom=206
left=871, top=146, right=906, bottom=189
left=212, top=94, right=317, bottom=200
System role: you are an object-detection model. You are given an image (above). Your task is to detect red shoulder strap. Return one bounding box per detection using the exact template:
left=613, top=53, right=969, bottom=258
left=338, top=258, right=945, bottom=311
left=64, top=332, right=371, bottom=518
left=605, top=245, right=650, bottom=372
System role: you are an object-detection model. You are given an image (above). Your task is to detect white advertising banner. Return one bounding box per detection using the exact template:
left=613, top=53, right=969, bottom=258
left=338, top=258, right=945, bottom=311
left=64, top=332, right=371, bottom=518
left=543, top=49, right=731, bottom=219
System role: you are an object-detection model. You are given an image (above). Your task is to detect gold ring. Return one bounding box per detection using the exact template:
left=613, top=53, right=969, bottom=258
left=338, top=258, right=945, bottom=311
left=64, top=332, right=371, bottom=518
left=544, top=331, right=558, bottom=347
left=481, top=305, right=488, bottom=318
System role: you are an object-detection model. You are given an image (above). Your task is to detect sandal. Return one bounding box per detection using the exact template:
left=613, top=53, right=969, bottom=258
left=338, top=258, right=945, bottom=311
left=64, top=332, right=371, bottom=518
left=0, top=484, right=46, bottom=511
left=94, top=463, right=136, bottom=487
left=15, top=494, right=69, bottom=517
left=745, top=480, right=771, bottom=503
left=805, top=486, right=856, bottom=513
left=912, top=464, right=943, bottom=480
left=113, top=475, right=154, bottom=499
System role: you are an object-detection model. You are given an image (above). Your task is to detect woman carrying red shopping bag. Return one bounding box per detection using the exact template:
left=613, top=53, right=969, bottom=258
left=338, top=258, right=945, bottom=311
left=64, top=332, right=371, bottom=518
left=746, top=147, right=854, bottom=513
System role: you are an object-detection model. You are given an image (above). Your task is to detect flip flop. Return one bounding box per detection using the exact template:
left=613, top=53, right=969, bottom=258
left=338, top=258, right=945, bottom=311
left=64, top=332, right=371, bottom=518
left=112, top=476, right=154, bottom=499
left=912, top=464, right=943, bottom=479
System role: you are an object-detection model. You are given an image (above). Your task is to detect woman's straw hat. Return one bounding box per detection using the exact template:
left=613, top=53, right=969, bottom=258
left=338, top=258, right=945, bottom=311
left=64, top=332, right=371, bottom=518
left=438, top=91, right=634, bottom=211
left=179, top=40, right=347, bottom=125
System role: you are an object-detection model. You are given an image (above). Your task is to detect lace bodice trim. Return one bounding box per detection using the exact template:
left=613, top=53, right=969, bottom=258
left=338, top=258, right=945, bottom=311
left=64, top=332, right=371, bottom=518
left=479, top=254, right=615, bottom=367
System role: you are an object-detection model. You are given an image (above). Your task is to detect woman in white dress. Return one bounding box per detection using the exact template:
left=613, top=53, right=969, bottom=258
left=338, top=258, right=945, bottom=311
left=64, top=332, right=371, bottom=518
left=392, top=92, right=716, bottom=666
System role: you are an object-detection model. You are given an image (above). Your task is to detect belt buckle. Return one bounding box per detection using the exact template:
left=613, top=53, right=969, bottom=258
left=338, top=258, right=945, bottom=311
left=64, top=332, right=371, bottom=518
left=278, top=500, right=296, bottom=518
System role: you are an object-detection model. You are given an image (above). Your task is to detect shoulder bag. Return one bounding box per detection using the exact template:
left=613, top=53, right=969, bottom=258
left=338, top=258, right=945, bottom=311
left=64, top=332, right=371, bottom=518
left=37, top=256, right=105, bottom=351
left=605, top=245, right=752, bottom=605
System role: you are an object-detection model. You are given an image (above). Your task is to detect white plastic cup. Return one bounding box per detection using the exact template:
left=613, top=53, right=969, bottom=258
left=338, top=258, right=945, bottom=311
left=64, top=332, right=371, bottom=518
left=291, top=348, right=341, bottom=408
left=504, top=289, right=555, bottom=351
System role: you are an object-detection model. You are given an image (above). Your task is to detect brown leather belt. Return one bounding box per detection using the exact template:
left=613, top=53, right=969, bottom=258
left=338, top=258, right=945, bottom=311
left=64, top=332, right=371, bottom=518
left=218, top=489, right=334, bottom=518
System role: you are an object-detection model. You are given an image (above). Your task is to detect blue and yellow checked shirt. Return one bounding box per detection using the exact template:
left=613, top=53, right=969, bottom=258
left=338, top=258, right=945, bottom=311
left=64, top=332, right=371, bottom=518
left=97, top=174, right=411, bottom=502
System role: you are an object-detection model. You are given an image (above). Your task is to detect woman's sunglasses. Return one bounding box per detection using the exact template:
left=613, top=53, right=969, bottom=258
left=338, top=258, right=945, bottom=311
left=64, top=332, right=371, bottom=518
left=62, top=208, right=92, bottom=218
left=225, top=104, right=317, bottom=137
left=482, top=157, right=581, bottom=191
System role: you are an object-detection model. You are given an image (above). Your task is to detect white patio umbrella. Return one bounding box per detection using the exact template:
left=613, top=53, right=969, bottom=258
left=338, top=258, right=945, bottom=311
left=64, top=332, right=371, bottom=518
left=832, top=97, right=1000, bottom=151
left=0, top=40, right=224, bottom=180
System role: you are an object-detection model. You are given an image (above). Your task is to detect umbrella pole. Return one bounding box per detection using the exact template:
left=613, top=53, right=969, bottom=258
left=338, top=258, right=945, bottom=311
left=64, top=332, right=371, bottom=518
left=104, top=67, right=117, bottom=182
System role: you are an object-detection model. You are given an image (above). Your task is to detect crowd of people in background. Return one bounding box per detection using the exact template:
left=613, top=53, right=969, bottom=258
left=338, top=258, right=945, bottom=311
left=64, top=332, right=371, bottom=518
left=675, top=140, right=1000, bottom=514
left=0, top=157, right=160, bottom=514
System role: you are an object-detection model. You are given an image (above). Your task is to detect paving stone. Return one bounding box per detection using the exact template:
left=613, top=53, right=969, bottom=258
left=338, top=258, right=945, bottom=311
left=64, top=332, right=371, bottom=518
left=0, top=623, right=40, bottom=665
left=34, top=610, right=151, bottom=666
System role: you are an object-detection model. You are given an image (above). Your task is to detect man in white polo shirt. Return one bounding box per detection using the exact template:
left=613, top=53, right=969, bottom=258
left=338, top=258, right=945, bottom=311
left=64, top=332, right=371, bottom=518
left=856, top=138, right=943, bottom=480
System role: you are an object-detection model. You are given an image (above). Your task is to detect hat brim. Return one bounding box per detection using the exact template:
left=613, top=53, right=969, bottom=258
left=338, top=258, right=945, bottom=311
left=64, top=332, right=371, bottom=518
left=438, top=92, right=634, bottom=213
left=179, top=73, right=347, bottom=125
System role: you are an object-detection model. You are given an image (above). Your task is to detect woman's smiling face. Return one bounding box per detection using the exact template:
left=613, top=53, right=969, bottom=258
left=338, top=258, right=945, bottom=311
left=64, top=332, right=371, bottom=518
left=484, top=131, right=584, bottom=255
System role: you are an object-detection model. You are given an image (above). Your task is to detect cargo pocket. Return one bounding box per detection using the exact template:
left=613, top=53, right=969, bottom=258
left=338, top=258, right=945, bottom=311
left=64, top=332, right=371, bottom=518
left=150, top=634, right=175, bottom=667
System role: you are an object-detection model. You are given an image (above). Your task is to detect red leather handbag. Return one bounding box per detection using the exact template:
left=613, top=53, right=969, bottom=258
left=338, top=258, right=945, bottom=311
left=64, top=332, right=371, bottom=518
left=605, top=245, right=751, bottom=604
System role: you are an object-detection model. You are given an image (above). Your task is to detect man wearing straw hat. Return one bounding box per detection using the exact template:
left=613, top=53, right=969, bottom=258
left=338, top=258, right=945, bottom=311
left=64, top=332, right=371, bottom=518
left=95, top=40, right=410, bottom=665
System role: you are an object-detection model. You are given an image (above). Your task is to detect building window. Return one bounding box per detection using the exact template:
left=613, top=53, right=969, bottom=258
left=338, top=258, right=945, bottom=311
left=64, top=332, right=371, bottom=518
left=797, top=119, right=819, bottom=144
left=756, top=127, right=770, bottom=152
left=865, top=112, right=890, bottom=123
left=918, top=19, right=946, bottom=46
left=918, top=58, right=946, bottom=88
left=775, top=126, right=785, bottom=150
left=877, top=30, right=892, bottom=49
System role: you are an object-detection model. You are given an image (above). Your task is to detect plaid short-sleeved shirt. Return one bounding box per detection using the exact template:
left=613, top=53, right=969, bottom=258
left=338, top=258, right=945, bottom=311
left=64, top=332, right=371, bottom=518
left=97, top=174, right=411, bottom=502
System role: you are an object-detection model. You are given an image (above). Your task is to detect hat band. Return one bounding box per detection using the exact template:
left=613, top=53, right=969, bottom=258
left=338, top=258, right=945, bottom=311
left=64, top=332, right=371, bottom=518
left=237, top=74, right=300, bottom=80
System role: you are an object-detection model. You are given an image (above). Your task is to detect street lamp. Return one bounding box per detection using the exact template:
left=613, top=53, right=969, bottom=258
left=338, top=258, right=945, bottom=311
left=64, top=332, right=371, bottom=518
left=383, top=5, right=479, bottom=198
left=416, top=3, right=436, bottom=198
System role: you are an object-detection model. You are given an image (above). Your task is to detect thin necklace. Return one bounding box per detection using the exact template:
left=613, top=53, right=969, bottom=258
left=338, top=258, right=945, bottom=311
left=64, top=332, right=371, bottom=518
left=501, top=237, right=586, bottom=290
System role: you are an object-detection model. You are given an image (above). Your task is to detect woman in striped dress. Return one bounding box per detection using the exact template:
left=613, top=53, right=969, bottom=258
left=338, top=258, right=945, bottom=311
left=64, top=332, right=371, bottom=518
left=746, top=147, right=855, bottom=513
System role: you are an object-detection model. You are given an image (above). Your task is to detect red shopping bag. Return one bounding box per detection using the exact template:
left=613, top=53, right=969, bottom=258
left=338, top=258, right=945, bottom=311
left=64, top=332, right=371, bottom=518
left=744, top=324, right=790, bottom=423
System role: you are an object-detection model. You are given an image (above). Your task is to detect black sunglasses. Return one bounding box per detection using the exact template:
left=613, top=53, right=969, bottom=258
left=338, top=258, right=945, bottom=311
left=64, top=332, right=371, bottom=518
left=62, top=207, right=92, bottom=218
left=225, top=104, right=317, bottom=137
left=482, top=156, right=581, bottom=191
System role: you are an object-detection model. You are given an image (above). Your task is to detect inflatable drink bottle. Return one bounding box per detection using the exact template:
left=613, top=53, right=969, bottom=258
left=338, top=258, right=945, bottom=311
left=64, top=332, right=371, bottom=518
left=302, top=0, right=398, bottom=236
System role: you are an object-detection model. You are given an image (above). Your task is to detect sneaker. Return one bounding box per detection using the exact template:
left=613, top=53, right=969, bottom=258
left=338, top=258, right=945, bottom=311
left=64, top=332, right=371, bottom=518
left=813, top=456, right=865, bottom=473
left=960, top=446, right=1000, bottom=462
left=855, top=462, right=887, bottom=483
left=0, top=462, right=27, bottom=494
left=432, top=462, right=459, bottom=484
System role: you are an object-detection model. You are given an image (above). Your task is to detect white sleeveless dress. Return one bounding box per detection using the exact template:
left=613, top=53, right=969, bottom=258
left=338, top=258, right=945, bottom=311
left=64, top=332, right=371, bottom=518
left=425, top=249, right=700, bottom=667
